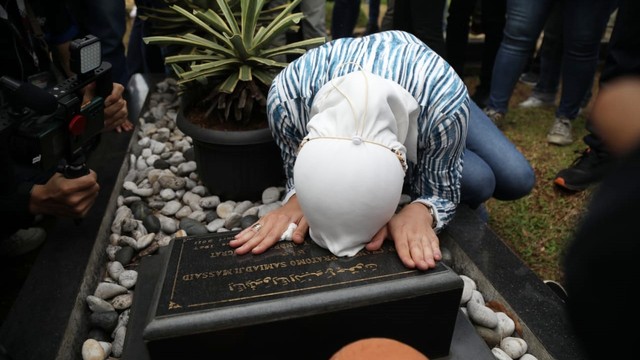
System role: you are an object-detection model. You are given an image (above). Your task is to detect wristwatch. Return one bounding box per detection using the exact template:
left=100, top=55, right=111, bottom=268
left=415, top=201, right=437, bottom=229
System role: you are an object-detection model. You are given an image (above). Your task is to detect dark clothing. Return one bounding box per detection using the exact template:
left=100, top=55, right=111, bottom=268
left=446, top=0, right=506, bottom=97
left=392, top=0, right=447, bottom=58
left=126, top=0, right=170, bottom=77
left=584, top=0, right=640, bottom=154
left=564, top=3, right=640, bottom=356
left=563, top=143, right=640, bottom=360
left=0, top=0, right=77, bottom=240
left=0, top=0, right=78, bottom=82
left=68, top=0, right=128, bottom=85
left=330, top=0, right=360, bottom=39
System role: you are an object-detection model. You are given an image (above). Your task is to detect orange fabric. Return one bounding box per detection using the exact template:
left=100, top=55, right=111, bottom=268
left=330, top=338, right=429, bottom=360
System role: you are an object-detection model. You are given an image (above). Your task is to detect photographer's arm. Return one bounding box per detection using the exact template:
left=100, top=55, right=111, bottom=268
left=102, top=83, right=132, bottom=133
left=28, top=170, right=100, bottom=218
left=0, top=136, right=37, bottom=238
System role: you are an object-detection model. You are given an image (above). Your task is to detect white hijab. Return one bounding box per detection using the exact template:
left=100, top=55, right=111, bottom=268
left=294, top=70, right=420, bottom=257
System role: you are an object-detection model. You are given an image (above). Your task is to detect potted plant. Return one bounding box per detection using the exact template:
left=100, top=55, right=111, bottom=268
left=144, top=0, right=325, bottom=200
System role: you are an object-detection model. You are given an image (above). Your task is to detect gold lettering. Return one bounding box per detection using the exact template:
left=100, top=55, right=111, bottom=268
left=209, top=250, right=235, bottom=258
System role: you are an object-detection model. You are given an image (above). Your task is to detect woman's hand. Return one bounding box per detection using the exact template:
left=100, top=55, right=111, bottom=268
left=367, top=202, right=441, bottom=271
left=229, top=195, right=308, bottom=255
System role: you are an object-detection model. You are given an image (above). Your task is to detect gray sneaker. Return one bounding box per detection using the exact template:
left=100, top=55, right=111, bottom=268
left=483, top=108, right=505, bottom=127
left=0, top=227, right=47, bottom=257
left=547, top=117, right=574, bottom=146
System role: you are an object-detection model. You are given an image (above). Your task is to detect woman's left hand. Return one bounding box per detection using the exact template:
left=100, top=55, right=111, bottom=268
left=367, top=203, right=441, bottom=271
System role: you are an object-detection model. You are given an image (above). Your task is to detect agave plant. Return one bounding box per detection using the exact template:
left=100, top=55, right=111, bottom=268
left=143, top=0, right=325, bottom=127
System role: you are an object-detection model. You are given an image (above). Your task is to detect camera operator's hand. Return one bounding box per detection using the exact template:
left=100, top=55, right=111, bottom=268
left=82, top=82, right=133, bottom=133
left=29, top=170, right=100, bottom=218
left=103, top=83, right=133, bottom=133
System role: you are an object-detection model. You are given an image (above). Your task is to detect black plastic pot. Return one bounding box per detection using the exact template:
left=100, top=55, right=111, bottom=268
left=176, top=99, right=285, bottom=202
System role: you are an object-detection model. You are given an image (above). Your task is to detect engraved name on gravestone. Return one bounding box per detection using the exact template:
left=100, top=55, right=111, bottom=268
left=142, top=231, right=462, bottom=359
left=155, top=232, right=447, bottom=316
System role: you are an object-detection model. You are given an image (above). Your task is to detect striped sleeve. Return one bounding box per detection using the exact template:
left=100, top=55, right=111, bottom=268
left=267, top=30, right=469, bottom=229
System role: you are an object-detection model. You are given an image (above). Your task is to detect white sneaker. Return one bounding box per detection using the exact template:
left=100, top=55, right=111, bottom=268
left=518, top=96, right=555, bottom=108
left=547, top=117, right=574, bottom=146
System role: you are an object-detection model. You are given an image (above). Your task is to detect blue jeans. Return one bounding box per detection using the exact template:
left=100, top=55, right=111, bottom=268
left=488, top=0, right=616, bottom=119
left=461, top=101, right=535, bottom=208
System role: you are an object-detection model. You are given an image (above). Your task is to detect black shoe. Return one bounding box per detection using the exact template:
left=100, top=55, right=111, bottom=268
left=554, top=148, right=613, bottom=192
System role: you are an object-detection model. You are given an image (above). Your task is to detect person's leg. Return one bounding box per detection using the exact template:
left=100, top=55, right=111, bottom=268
left=126, top=13, right=145, bottom=77
left=380, top=0, right=394, bottom=31
left=531, top=1, right=563, bottom=102
left=445, top=0, right=477, bottom=78
left=547, top=0, right=616, bottom=146
left=554, top=0, right=639, bottom=192
left=300, top=0, right=327, bottom=40
left=393, top=0, right=447, bottom=57
left=408, top=0, right=447, bottom=57
left=463, top=100, right=536, bottom=205
left=365, top=0, right=381, bottom=34
left=486, top=0, right=552, bottom=115
left=555, top=0, right=617, bottom=120
left=331, top=0, right=361, bottom=39
left=127, top=0, right=169, bottom=77
left=473, top=0, right=506, bottom=107
left=460, top=149, right=495, bottom=209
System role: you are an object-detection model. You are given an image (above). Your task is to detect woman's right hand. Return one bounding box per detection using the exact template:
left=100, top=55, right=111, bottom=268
left=229, top=195, right=309, bottom=255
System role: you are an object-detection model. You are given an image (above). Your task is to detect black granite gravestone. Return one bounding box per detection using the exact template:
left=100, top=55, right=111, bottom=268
left=133, top=231, right=463, bottom=359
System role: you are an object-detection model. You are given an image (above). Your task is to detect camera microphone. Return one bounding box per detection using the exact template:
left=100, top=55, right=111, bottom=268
left=0, top=76, right=58, bottom=114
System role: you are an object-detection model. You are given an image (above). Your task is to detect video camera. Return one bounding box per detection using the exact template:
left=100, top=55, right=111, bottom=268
left=0, top=35, right=112, bottom=178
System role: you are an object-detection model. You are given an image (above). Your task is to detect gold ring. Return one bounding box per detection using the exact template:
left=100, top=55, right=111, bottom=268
left=251, top=223, right=263, bottom=232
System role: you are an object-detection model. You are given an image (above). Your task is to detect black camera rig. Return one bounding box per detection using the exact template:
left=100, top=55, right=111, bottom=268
left=0, top=35, right=112, bottom=178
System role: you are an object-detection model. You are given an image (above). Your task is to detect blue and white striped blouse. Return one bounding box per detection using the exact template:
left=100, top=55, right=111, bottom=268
left=267, top=30, right=470, bottom=230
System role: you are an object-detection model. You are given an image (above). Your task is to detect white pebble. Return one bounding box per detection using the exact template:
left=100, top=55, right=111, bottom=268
left=107, top=261, right=124, bottom=281
left=520, top=354, right=538, bottom=360
left=81, top=339, right=105, bottom=360
left=491, top=346, right=513, bottom=360
left=496, top=312, right=515, bottom=338
left=118, top=270, right=138, bottom=289
left=262, top=186, right=281, bottom=204
left=85, top=295, right=114, bottom=313
left=111, top=293, right=133, bottom=310
left=460, top=275, right=476, bottom=304
left=216, top=201, right=236, bottom=218
left=94, top=282, right=128, bottom=300
left=500, top=336, right=527, bottom=359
